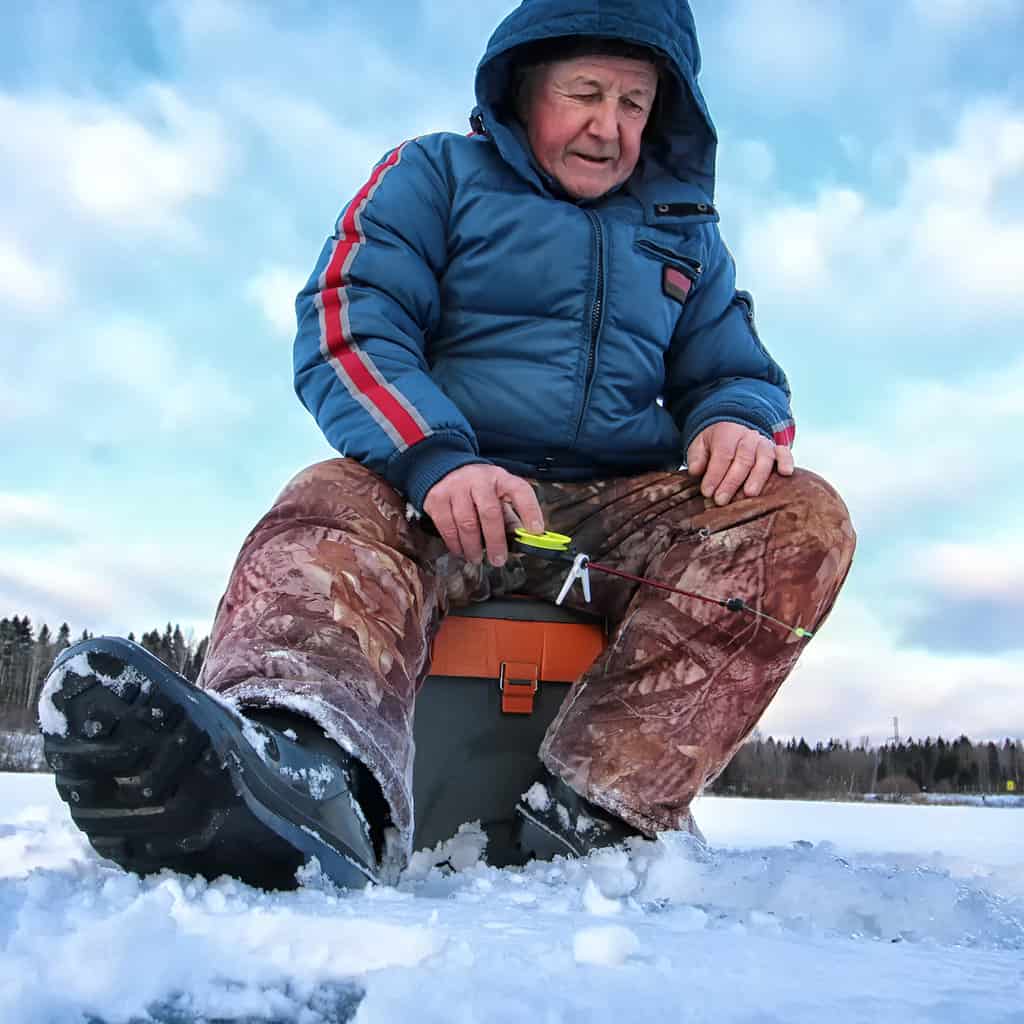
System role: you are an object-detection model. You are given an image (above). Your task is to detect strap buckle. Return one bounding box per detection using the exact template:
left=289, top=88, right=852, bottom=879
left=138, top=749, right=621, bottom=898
left=499, top=661, right=539, bottom=715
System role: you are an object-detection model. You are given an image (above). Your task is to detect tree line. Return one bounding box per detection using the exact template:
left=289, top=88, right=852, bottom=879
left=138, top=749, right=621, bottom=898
left=2, top=613, right=1021, bottom=796
left=707, top=732, right=1022, bottom=799
left=0, top=615, right=207, bottom=736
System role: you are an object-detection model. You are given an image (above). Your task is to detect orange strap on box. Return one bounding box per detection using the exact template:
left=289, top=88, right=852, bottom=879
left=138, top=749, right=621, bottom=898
left=500, top=661, right=539, bottom=715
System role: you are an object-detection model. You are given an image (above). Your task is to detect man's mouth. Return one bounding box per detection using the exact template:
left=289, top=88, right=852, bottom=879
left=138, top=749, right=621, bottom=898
left=571, top=153, right=614, bottom=165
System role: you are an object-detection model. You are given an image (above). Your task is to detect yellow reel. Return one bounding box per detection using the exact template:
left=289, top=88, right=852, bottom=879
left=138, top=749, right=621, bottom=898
left=512, top=528, right=573, bottom=553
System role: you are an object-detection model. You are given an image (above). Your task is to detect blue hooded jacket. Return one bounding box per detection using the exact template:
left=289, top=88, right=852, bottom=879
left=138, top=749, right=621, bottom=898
left=294, top=0, right=794, bottom=510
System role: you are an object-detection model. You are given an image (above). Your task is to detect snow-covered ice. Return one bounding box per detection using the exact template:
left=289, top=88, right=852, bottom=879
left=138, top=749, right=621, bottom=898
left=1, top=775, right=1021, bottom=1023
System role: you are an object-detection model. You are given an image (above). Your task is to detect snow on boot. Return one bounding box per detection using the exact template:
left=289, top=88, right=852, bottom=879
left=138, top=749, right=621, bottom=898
left=515, top=768, right=648, bottom=860
left=39, top=636, right=381, bottom=891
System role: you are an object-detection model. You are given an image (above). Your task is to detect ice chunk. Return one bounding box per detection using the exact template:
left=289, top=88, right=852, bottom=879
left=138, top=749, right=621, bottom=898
left=404, top=821, right=489, bottom=879
left=582, top=879, right=621, bottom=917
left=572, top=924, right=639, bottom=966
left=523, top=782, right=551, bottom=812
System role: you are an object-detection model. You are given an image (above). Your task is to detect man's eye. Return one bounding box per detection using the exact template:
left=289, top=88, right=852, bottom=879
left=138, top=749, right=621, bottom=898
left=572, top=93, right=600, bottom=102
left=623, top=99, right=645, bottom=113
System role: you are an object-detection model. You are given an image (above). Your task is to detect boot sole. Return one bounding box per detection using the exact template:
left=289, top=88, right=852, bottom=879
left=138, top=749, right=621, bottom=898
left=42, top=637, right=376, bottom=890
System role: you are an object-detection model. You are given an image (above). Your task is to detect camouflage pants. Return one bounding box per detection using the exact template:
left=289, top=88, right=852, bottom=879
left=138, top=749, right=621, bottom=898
left=198, top=460, right=855, bottom=853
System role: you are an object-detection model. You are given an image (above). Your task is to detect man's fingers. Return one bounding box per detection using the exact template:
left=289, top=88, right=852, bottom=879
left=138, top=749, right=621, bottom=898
left=498, top=476, right=545, bottom=535
left=776, top=445, right=795, bottom=476
left=450, top=489, right=484, bottom=564
left=474, top=486, right=509, bottom=566
left=742, top=440, right=777, bottom=498
left=423, top=465, right=544, bottom=565
left=713, top=434, right=760, bottom=505
left=701, top=439, right=737, bottom=499
left=686, top=435, right=709, bottom=477
left=425, top=495, right=464, bottom=559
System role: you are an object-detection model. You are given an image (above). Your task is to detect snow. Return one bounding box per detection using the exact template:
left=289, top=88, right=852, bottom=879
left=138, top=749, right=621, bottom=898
left=572, top=924, right=639, bottom=965
left=523, top=781, right=551, bottom=812
left=1, top=777, right=1021, bottom=1023
left=866, top=792, right=1024, bottom=809
left=240, top=718, right=273, bottom=764
left=581, top=878, right=621, bottom=917
left=38, top=651, right=152, bottom=737
left=279, top=762, right=336, bottom=800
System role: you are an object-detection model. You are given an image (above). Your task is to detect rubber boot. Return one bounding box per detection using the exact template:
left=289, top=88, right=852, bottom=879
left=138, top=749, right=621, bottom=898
left=515, top=767, right=648, bottom=860
left=39, top=637, right=382, bottom=891
left=515, top=767, right=707, bottom=861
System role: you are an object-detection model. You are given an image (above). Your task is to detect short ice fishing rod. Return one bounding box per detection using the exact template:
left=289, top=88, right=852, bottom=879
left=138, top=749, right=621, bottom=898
left=512, top=529, right=813, bottom=640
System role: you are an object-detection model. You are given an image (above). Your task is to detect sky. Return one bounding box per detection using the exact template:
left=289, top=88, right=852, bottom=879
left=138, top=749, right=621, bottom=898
left=1, top=0, right=1022, bottom=746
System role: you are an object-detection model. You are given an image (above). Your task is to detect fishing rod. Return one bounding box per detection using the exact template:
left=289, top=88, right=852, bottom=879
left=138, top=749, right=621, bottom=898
left=512, top=529, right=813, bottom=640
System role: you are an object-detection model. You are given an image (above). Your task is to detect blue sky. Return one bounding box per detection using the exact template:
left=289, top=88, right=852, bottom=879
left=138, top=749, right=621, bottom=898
left=2, top=0, right=1022, bottom=745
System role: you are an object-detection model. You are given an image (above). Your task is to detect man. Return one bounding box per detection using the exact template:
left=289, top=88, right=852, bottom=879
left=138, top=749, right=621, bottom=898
left=40, top=0, right=854, bottom=890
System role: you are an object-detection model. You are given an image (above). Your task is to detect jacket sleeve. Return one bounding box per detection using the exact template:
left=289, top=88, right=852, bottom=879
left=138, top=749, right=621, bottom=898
left=664, top=227, right=796, bottom=456
left=293, top=138, right=487, bottom=510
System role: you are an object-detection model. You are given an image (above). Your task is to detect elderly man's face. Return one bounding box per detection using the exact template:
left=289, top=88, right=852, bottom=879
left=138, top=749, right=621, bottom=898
left=520, top=55, right=658, bottom=200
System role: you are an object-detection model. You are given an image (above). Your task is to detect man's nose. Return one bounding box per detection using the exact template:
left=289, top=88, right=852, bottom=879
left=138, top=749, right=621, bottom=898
left=587, top=99, right=619, bottom=141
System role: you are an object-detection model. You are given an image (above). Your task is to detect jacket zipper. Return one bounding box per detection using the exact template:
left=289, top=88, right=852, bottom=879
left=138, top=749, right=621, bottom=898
left=575, top=210, right=605, bottom=441
left=633, top=239, right=703, bottom=278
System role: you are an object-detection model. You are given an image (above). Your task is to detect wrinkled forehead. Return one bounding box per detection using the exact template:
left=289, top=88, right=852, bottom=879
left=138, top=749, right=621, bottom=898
left=539, top=54, right=660, bottom=94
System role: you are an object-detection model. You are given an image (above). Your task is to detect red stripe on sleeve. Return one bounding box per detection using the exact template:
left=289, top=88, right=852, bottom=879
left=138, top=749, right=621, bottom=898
left=773, top=423, right=796, bottom=447
left=318, top=142, right=428, bottom=450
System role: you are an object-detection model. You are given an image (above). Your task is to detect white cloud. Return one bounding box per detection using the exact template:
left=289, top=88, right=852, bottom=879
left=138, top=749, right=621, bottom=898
left=0, top=238, right=50, bottom=312
left=798, top=353, right=1024, bottom=530
left=247, top=266, right=304, bottom=338
left=219, top=84, right=390, bottom=184
left=0, top=494, right=71, bottom=534
left=0, top=539, right=229, bottom=639
left=85, top=318, right=251, bottom=433
left=906, top=102, right=1024, bottom=304
left=730, top=139, right=776, bottom=187
left=740, top=188, right=864, bottom=294
left=69, top=90, right=226, bottom=228
left=716, top=1, right=850, bottom=101
left=735, top=98, right=1024, bottom=325
left=760, top=593, right=1024, bottom=743
left=909, top=538, right=1024, bottom=602
left=0, top=85, right=230, bottom=237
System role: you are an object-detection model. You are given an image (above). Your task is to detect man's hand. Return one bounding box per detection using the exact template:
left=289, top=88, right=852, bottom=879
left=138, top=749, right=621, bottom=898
left=686, top=422, right=794, bottom=506
left=423, top=465, right=544, bottom=567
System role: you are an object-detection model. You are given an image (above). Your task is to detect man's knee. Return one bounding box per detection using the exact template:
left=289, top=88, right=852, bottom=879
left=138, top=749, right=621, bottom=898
left=274, top=459, right=405, bottom=524
left=771, top=467, right=857, bottom=564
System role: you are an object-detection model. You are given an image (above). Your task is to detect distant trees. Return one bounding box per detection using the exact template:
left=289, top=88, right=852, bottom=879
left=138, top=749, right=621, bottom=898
left=709, top=732, right=1023, bottom=799
left=0, top=615, right=70, bottom=732
left=2, top=610, right=1022, bottom=797
left=0, top=615, right=209, bottom=770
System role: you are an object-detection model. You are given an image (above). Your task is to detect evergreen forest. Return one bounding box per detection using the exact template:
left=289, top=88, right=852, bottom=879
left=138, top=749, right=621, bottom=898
left=1, top=613, right=1021, bottom=799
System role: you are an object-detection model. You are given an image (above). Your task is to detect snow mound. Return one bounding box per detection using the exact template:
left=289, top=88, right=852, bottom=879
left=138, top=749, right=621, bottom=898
left=2, top=779, right=1022, bottom=1023
left=573, top=924, right=639, bottom=965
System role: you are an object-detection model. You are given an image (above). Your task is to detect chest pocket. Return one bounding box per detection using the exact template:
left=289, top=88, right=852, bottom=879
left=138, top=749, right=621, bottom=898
left=634, top=239, right=704, bottom=308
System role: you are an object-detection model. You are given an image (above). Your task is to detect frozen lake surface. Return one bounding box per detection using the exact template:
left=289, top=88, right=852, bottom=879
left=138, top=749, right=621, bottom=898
left=1, top=773, right=1021, bottom=1023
